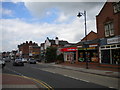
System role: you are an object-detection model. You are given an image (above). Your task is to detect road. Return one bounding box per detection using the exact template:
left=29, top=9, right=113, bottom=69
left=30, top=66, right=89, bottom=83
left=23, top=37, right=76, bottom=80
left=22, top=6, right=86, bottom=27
left=2, top=61, right=118, bottom=89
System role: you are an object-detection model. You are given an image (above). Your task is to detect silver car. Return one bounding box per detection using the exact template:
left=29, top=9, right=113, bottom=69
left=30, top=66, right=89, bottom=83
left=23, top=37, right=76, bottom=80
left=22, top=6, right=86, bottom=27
left=0, top=59, right=6, bottom=68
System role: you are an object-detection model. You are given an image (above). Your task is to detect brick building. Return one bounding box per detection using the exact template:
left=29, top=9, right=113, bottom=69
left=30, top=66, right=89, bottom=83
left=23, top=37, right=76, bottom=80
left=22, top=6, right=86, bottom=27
left=18, top=41, right=40, bottom=59
left=96, top=2, right=120, bottom=65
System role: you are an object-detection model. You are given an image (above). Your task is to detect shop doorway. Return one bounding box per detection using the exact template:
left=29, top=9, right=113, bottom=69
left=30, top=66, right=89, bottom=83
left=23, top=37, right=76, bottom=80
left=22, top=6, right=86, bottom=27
left=101, top=50, right=110, bottom=64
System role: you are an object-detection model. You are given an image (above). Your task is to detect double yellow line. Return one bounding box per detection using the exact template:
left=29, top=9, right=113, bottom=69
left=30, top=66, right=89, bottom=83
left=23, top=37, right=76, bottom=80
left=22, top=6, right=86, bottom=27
left=3, top=73, right=54, bottom=90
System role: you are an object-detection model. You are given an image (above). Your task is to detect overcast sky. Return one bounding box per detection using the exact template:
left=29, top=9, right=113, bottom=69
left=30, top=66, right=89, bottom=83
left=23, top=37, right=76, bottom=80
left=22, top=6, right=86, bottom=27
left=0, top=1, right=107, bottom=52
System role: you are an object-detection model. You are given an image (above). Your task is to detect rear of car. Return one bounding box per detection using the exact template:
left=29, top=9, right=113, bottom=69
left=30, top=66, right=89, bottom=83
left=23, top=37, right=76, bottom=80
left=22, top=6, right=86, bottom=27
left=13, top=59, right=24, bottom=66
left=28, top=59, right=36, bottom=64
left=21, top=58, right=28, bottom=63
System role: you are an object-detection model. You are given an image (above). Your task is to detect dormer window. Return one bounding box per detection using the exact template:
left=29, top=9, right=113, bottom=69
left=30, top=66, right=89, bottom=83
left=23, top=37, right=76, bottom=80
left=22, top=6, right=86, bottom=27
left=104, top=21, right=114, bottom=37
left=113, top=2, right=120, bottom=13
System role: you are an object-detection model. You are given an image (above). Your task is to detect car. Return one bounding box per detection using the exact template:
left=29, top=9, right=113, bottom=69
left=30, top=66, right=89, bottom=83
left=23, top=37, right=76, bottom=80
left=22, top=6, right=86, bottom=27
left=28, top=59, right=36, bottom=64
left=21, top=58, right=28, bottom=63
left=36, top=59, right=41, bottom=62
left=13, top=59, right=24, bottom=66
left=0, top=59, right=6, bottom=68
left=4, top=58, right=11, bottom=62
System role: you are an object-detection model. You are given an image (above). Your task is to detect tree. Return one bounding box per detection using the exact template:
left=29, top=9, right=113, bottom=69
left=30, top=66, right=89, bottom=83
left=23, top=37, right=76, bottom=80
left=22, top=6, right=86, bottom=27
left=56, top=53, right=64, bottom=64
left=45, top=47, right=57, bottom=63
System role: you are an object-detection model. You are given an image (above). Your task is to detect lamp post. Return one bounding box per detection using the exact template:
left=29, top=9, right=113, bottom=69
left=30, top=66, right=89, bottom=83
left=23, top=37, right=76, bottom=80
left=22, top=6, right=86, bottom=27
left=77, top=10, right=88, bottom=69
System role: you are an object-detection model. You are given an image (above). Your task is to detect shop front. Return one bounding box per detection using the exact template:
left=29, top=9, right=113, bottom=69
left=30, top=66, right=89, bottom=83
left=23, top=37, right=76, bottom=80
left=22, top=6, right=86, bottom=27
left=78, top=44, right=99, bottom=63
left=60, top=47, right=77, bottom=63
left=100, top=44, right=120, bottom=64
left=100, top=37, right=120, bottom=65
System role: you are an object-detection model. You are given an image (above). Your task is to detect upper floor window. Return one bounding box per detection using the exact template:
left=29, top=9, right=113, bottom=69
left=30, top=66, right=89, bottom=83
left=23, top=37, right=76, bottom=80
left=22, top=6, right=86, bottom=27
left=104, top=22, right=114, bottom=37
left=113, top=2, right=120, bottom=13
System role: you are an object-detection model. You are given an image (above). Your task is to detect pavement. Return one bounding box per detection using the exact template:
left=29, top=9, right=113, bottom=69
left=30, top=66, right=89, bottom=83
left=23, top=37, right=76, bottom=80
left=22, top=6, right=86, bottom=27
left=1, top=73, right=51, bottom=90
left=41, top=62, right=120, bottom=78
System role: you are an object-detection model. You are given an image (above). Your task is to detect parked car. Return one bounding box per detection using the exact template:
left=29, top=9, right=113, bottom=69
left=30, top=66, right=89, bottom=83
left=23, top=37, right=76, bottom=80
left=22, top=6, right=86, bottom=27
left=13, top=59, right=24, bottom=66
left=0, top=59, right=6, bottom=68
left=4, top=58, right=11, bottom=62
left=21, top=58, right=28, bottom=63
left=36, top=59, right=41, bottom=62
left=28, top=59, right=36, bottom=64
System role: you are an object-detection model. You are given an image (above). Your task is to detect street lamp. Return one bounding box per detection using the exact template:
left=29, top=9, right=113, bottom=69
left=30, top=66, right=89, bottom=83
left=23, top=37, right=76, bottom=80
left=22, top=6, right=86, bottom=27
left=77, top=10, right=89, bottom=69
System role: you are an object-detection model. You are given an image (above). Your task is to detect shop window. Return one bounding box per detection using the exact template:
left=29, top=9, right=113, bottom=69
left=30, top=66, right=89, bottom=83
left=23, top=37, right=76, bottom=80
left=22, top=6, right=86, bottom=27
left=101, top=50, right=110, bottom=64
left=78, top=52, right=85, bottom=62
left=113, top=2, right=120, bottom=13
left=112, top=49, right=120, bottom=64
left=106, top=46, right=110, bottom=48
left=104, top=22, right=114, bottom=37
left=111, top=45, right=116, bottom=48
left=117, top=44, right=120, bottom=47
left=101, top=46, right=105, bottom=49
left=91, top=52, right=98, bottom=62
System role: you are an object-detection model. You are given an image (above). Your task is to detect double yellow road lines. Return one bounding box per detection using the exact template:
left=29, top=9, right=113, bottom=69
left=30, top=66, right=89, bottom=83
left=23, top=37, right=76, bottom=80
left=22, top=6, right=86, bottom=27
left=3, top=73, right=54, bottom=90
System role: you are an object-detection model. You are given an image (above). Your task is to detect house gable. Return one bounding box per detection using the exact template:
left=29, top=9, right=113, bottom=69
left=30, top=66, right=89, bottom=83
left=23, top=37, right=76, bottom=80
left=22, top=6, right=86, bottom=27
left=81, top=31, right=98, bottom=42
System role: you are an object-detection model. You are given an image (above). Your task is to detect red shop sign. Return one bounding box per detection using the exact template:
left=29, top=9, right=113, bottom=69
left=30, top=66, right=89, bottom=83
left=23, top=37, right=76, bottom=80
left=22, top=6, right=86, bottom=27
left=60, top=47, right=77, bottom=52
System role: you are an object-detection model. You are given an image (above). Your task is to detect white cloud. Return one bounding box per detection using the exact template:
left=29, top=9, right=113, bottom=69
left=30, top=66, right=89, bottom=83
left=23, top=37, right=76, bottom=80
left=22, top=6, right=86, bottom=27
left=1, top=17, right=90, bottom=51
left=1, top=2, right=105, bottom=52
left=25, top=2, right=104, bottom=18
left=54, top=12, right=70, bottom=23
left=0, top=8, right=13, bottom=16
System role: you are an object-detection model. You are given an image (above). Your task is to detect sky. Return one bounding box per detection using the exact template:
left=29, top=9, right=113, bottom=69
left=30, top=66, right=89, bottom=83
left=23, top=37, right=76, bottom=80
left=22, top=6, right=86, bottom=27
left=0, top=0, right=107, bottom=52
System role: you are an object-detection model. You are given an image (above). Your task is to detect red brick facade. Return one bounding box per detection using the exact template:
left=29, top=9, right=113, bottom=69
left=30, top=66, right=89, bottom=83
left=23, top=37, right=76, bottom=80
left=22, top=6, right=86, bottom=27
left=96, top=2, right=120, bottom=38
left=18, top=41, right=40, bottom=59
left=81, top=31, right=98, bottom=41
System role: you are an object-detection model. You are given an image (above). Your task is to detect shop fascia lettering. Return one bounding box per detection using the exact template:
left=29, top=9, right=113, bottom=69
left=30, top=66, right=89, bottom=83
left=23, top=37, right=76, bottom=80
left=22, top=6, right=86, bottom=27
left=78, top=44, right=98, bottom=50
left=61, top=47, right=77, bottom=52
left=107, top=37, right=120, bottom=44
left=89, top=44, right=98, bottom=47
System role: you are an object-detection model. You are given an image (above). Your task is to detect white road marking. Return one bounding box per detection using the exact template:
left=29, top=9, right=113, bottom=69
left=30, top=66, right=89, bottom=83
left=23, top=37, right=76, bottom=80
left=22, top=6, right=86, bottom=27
left=63, top=75, right=68, bottom=77
left=79, top=79, right=90, bottom=82
left=109, top=87, right=115, bottom=89
left=63, top=74, right=90, bottom=82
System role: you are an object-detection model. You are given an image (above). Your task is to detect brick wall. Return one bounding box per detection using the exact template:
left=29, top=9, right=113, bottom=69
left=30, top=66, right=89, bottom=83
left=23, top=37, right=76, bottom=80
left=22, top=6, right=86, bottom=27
left=81, top=31, right=98, bottom=41
left=96, top=2, right=120, bottom=39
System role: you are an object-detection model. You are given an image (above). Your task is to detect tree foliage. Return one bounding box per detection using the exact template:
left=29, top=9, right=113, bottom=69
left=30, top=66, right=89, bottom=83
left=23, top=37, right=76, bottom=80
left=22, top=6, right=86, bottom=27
left=45, top=47, right=57, bottom=63
left=56, top=53, right=64, bottom=62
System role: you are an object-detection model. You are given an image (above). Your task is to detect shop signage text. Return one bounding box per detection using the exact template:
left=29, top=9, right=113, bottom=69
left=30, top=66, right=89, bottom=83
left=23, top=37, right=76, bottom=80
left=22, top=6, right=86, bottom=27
left=107, top=37, right=120, bottom=44
left=60, top=47, right=77, bottom=52
left=89, top=44, right=98, bottom=47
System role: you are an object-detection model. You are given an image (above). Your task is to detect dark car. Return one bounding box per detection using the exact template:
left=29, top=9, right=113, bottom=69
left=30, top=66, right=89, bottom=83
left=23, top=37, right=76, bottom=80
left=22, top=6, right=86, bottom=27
left=13, top=59, right=24, bottom=66
left=28, top=59, right=36, bottom=64
left=36, top=59, right=41, bottom=62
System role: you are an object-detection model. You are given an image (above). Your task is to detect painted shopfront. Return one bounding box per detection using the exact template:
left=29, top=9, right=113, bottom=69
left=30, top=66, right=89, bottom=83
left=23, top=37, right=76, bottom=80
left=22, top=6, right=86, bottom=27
left=77, top=44, right=99, bottom=63
left=60, top=47, right=77, bottom=63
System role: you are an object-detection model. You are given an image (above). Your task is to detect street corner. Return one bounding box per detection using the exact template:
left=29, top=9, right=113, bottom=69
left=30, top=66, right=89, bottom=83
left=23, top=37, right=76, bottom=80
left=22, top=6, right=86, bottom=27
left=2, top=74, right=51, bottom=90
